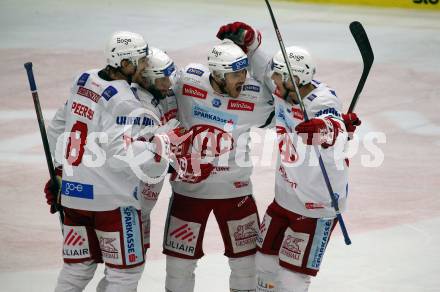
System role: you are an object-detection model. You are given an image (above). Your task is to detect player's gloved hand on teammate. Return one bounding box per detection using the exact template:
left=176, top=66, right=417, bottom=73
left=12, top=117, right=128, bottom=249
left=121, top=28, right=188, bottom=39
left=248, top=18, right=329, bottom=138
left=216, top=21, right=261, bottom=54
left=295, top=117, right=341, bottom=148
left=171, top=153, right=214, bottom=184
left=148, top=119, right=186, bottom=162
left=168, top=127, right=193, bottom=157
left=341, top=113, right=361, bottom=140
left=43, top=166, right=62, bottom=213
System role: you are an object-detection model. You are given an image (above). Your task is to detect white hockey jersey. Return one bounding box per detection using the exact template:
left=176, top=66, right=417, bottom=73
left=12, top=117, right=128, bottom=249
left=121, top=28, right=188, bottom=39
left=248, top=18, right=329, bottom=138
left=274, top=81, right=349, bottom=218
left=249, top=50, right=349, bottom=218
left=170, top=63, right=274, bottom=199
left=47, top=70, right=164, bottom=211
left=131, top=82, right=178, bottom=210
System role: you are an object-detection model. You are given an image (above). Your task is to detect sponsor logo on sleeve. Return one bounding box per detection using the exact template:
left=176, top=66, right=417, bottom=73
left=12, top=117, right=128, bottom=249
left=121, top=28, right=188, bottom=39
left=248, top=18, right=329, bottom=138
left=307, top=219, right=333, bottom=270
left=77, top=73, right=90, bottom=86
left=243, top=84, right=260, bottom=92
left=77, top=86, right=101, bottom=103
left=102, top=86, right=118, bottom=101
left=62, top=226, right=90, bottom=260
left=186, top=67, right=204, bottom=76
left=121, top=207, right=143, bottom=265
left=307, top=93, right=317, bottom=102
left=314, top=107, right=340, bottom=118
left=182, top=84, right=207, bottom=99
left=61, top=180, right=94, bottom=200
left=227, top=100, right=255, bottom=111
left=95, top=230, right=123, bottom=265
left=164, top=216, right=201, bottom=257
left=227, top=214, right=258, bottom=253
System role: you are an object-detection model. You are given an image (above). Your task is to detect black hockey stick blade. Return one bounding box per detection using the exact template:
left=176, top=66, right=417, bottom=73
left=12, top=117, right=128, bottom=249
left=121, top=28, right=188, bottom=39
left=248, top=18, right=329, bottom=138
left=348, top=21, right=374, bottom=113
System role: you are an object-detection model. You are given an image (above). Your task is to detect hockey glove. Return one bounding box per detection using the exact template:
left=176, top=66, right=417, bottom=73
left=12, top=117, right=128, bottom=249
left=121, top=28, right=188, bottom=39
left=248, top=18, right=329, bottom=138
left=43, top=166, right=62, bottom=213
left=168, top=127, right=193, bottom=157
left=171, top=153, right=214, bottom=184
left=295, top=117, right=341, bottom=148
left=148, top=126, right=193, bottom=172
left=216, top=21, right=261, bottom=54
left=342, top=113, right=361, bottom=140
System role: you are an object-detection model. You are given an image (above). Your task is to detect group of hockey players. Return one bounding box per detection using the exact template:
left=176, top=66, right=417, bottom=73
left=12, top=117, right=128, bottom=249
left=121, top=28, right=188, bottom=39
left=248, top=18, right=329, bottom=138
left=43, top=21, right=361, bottom=292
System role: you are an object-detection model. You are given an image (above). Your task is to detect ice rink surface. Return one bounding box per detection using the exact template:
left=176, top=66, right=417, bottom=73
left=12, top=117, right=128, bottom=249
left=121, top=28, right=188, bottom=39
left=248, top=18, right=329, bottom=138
left=1, top=0, right=440, bottom=291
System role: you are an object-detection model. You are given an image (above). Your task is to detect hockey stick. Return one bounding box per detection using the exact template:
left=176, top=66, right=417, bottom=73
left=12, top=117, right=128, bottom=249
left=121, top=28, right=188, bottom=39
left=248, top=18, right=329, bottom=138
left=348, top=21, right=374, bottom=113
left=264, top=0, right=351, bottom=245
left=24, top=62, right=64, bottom=225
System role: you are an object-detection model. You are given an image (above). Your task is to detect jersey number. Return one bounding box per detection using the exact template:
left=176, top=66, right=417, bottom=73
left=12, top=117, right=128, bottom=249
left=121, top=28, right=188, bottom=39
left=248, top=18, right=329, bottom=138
left=65, top=121, right=88, bottom=166
left=277, top=126, right=298, bottom=163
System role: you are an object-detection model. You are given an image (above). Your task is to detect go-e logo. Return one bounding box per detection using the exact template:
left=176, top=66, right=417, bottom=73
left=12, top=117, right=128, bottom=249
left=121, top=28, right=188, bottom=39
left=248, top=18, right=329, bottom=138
left=62, top=180, right=94, bottom=199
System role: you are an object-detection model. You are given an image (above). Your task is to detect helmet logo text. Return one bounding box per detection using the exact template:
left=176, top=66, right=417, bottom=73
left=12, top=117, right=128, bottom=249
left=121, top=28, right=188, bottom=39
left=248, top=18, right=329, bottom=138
left=289, top=53, right=304, bottom=62
left=212, top=48, right=222, bottom=58
left=117, top=38, right=132, bottom=45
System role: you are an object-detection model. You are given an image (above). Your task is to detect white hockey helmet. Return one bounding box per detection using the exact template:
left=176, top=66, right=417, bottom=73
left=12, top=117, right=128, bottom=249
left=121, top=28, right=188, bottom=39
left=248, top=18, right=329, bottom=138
left=271, top=46, right=316, bottom=86
left=105, top=31, right=148, bottom=68
left=207, top=39, right=249, bottom=80
left=142, top=47, right=175, bottom=85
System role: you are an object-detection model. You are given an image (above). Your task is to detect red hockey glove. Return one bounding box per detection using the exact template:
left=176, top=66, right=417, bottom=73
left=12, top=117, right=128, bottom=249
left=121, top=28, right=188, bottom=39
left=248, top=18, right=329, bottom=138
left=168, top=127, right=193, bottom=157
left=341, top=113, right=361, bottom=140
left=171, top=153, right=214, bottom=184
left=43, top=166, right=62, bottom=213
left=295, top=117, right=341, bottom=148
left=216, top=21, right=261, bottom=54
left=149, top=124, right=192, bottom=163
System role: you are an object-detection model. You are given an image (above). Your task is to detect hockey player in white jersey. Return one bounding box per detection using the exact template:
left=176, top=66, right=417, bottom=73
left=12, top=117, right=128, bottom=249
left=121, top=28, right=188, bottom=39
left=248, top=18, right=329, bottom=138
left=163, top=39, right=274, bottom=292
left=131, top=47, right=178, bottom=251
left=43, top=31, right=177, bottom=292
left=131, top=47, right=213, bottom=251
left=217, top=22, right=362, bottom=292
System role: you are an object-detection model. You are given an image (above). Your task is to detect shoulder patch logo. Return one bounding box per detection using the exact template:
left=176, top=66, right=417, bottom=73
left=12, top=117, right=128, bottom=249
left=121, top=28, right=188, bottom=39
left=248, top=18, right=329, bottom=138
left=77, top=73, right=90, bottom=86
left=243, top=84, right=260, bottom=93
left=102, top=86, right=118, bottom=101
left=307, top=94, right=317, bottom=102
left=186, top=67, right=204, bottom=77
